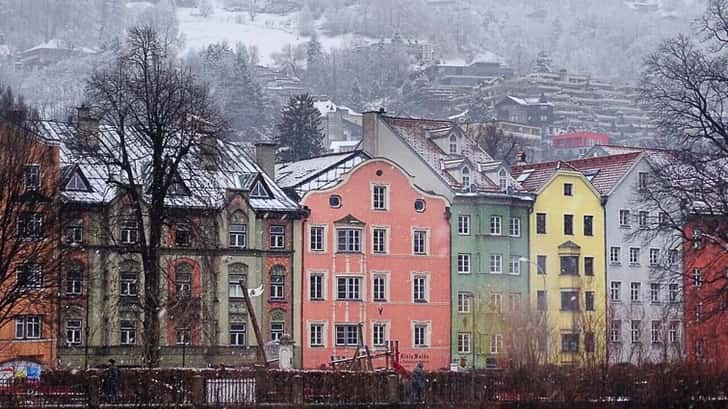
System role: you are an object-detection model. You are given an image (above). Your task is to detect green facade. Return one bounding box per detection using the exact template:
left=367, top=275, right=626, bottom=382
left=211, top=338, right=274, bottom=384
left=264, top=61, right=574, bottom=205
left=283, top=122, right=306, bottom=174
left=450, top=196, right=531, bottom=369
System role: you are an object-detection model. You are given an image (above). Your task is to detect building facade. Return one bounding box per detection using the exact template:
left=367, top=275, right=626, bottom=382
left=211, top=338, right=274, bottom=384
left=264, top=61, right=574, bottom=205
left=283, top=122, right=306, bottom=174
left=301, top=158, right=451, bottom=370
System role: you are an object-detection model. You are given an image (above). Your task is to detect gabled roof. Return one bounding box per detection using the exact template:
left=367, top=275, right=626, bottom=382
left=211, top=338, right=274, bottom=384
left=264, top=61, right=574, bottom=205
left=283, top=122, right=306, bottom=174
left=33, top=120, right=300, bottom=213
left=275, top=151, right=370, bottom=192
left=497, top=95, right=553, bottom=107
left=510, top=160, right=580, bottom=192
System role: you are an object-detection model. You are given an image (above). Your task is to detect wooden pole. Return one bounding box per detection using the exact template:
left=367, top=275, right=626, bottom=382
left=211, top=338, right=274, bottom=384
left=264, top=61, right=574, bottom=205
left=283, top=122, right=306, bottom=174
left=240, top=281, right=267, bottom=367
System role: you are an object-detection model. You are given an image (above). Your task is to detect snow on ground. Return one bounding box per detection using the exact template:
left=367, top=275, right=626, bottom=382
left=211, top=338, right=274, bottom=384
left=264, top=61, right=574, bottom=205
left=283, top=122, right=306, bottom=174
left=177, top=7, right=373, bottom=65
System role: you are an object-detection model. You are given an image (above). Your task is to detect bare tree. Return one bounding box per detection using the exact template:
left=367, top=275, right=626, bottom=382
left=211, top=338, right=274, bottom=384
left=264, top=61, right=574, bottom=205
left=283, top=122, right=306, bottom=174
left=463, top=121, right=525, bottom=161
left=72, top=25, right=225, bottom=367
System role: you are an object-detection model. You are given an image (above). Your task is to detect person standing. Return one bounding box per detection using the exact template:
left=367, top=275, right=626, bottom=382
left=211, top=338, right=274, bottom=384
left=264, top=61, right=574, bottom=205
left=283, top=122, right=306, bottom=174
left=411, top=362, right=426, bottom=402
left=102, top=359, right=120, bottom=402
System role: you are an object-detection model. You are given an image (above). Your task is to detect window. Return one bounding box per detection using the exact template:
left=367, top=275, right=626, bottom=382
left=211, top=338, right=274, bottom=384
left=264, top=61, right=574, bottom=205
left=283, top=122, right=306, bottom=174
left=449, top=135, right=458, bottom=154
left=585, top=332, right=595, bottom=353
left=174, top=265, right=192, bottom=298
left=270, top=266, right=285, bottom=300
left=65, top=171, right=87, bottom=191
left=66, top=320, right=81, bottom=345
left=414, top=324, right=428, bottom=347
left=669, top=321, right=679, bottom=344
left=329, top=195, right=341, bottom=208
left=25, top=165, right=40, bottom=191
left=230, top=321, right=246, bottom=346
left=561, top=334, right=579, bottom=353
left=692, top=269, right=703, bottom=288
left=563, top=214, right=574, bottom=235
left=609, top=247, right=621, bottom=264
left=560, top=256, right=578, bottom=275
left=229, top=223, right=247, bottom=248
left=270, top=225, right=285, bottom=249
left=17, top=213, right=44, bottom=239
left=490, top=334, right=503, bottom=354
left=629, top=248, right=640, bottom=265
left=457, top=332, right=471, bottom=354
left=509, top=217, right=521, bottom=237
left=585, top=291, right=595, bottom=311
left=619, top=209, right=631, bottom=227
left=536, top=213, right=546, bottom=234
left=310, top=324, right=323, bottom=347
left=631, top=320, right=641, bottom=343
left=584, top=257, right=594, bottom=276
left=310, top=273, right=324, bottom=300
left=413, top=230, right=427, bottom=255
left=120, top=219, right=139, bottom=245
left=630, top=282, right=641, bottom=303
left=669, top=250, right=679, bottom=265
left=373, top=323, right=386, bottom=347
left=461, top=167, right=470, bottom=187
left=649, top=249, right=660, bottom=266
left=174, top=223, right=191, bottom=247
left=336, top=325, right=360, bottom=346
left=638, top=172, right=648, bottom=190
left=638, top=211, right=648, bottom=229
left=66, top=267, right=82, bottom=295
left=457, top=215, right=470, bottom=235
left=561, top=291, right=579, bottom=311
left=489, top=254, right=502, bottom=273
left=120, top=271, right=138, bottom=300
left=372, top=185, right=387, bottom=210
left=669, top=284, right=679, bottom=303
left=509, top=293, right=521, bottom=312
left=695, top=339, right=704, bottom=357
left=537, top=255, right=547, bottom=274
left=120, top=320, right=136, bottom=345
left=64, top=219, right=83, bottom=244
left=610, top=320, right=621, bottom=343
left=537, top=291, right=547, bottom=311
left=271, top=321, right=285, bottom=341
left=15, top=316, right=42, bottom=339
left=336, top=228, right=362, bottom=253
left=499, top=169, right=508, bottom=191
left=490, top=215, right=502, bottom=235
left=176, top=328, right=191, bottom=345
left=16, top=264, right=42, bottom=290
left=583, top=215, right=593, bottom=236
left=610, top=281, right=621, bottom=302
left=457, top=254, right=471, bottom=274
left=372, top=228, right=387, bottom=254
left=310, top=226, right=324, bottom=251
left=695, top=303, right=702, bottom=323
left=457, top=292, right=472, bottom=313
left=414, top=199, right=426, bottom=212
left=373, top=274, right=387, bottom=302
left=490, top=293, right=503, bottom=313
left=659, top=212, right=669, bottom=226
left=509, top=256, right=521, bottom=275
left=651, top=321, right=662, bottom=344
left=228, top=264, right=247, bottom=299
left=337, top=277, right=362, bottom=300
left=413, top=275, right=427, bottom=302
left=650, top=283, right=660, bottom=303
left=563, top=183, right=573, bottom=196
left=250, top=180, right=268, bottom=198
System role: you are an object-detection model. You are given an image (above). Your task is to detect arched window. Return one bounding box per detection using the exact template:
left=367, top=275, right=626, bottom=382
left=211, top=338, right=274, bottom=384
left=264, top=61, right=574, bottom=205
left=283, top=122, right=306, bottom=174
left=228, top=263, right=248, bottom=298
left=461, top=167, right=470, bottom=188
left=449, top=135, right=458, bottom=154
left=175, top=262, right=193, bottom=297
left=270, top=265, right=286, bottom=301
left=66, top=261, right=83, bottom=295
left=498, top=169, right=508, bottom=191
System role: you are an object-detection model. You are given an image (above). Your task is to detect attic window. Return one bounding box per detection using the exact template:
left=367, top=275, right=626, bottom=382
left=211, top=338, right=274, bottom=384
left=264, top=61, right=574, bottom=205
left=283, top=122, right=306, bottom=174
left=515, top=170, right=533, bottom=183
left=449, top=135, right=458, bottom=154
left=168, top=173, right=190, bottom=196
left=461, top=167, right=470, bottom=188
left=65, top=171, right=88, bottom=191
left=583, top=169, right=600, bottom=182
left=498, top=169, right=508, bottom=191
left=250, top=180, right=269, bottom=198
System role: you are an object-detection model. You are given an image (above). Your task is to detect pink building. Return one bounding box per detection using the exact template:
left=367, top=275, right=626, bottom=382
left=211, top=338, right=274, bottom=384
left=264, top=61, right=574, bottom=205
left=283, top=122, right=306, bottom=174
left=301, top=158, right=451, bottom=370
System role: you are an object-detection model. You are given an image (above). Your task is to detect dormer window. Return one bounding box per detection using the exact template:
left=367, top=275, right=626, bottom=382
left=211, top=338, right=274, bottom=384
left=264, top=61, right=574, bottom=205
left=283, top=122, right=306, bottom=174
left=65, top=171, right=88, bottom=191
left=250, top=179, right=269, bottom=198
left=498, top=169, right=508, bottom=191
left=449, top=135, right=458, bottom=154
left=461, top=167, right=470, bottom=188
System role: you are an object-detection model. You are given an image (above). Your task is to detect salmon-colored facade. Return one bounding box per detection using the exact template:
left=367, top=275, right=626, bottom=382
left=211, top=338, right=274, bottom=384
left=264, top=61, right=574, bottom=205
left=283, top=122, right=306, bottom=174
left=301, top=158, right=451, bottom=370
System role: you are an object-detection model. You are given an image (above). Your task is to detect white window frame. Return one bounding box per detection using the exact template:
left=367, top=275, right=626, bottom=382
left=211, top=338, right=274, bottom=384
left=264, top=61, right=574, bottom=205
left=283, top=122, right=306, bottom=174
left=372, top=321, right=388, bottom=347
left=457, top=332, right=471, bottom=354
left=15, top=316, right=42, bottom=340
left=120, top=219, right=139, bottom=245
left=309, top=225, right=325, bottom=252
left=692, top=268, right=703, bottom=288
left=490, top=215, right=502, bottom=235
left=457, top=215, right=471, bottom=235
left=66, top=319, right=82, bottom=345
left=412, top=321, right=430, bottom=348
left=630, top=282, right=641, bottom=303
left=412, top=273, right=429, bottom=303
left=490, top=334, right=503, bottom=354
left=269, top=225, right=285, bottom=249
left=336, top=276, right=363, bottom=301
left=335, top=324, right=361, bottom=346
left=650, top=283, right=660, bottom=303
left=336, top=228, right=362, bottom=253
left=457, top=253, right=471, bottom=274
left=229, top=223, right=247, bottom=248
left=372, top=184, right=388, bottom=210
left=609, top=246, right=621, bottom=265
left=610, top=281, right=621, bottom=302
left=629, top=247, right=640, bottom=265
left=309, top=322, right=325, bottom=347
left=619, top=209, right=631, bottom=227
left=649, top=248, right=660, bottom=266
left=509, top=256, right=521, bottom=275
left=631, top=320, right=641, bottom=344
left=669, top=321, right=679, bottom=344
left=509, top=217, right=521, bottom=237
left=638, top=211, right=649, bottom=229
left=120, top=320, right=136, bottom=345
left=651, top=320, right=662, bottom=344
left=308, top=271, right=326, bottom=301
left=457, top=292, right=472, bottom=313
left=669, top=283, right=679, bottom=303
left=371, top=226, right=388, bottom=254
left=230, top=321, right=247, bottom=346
left=271, top=321, right=285, bottom=342
left=489, top=254, right=503, bottom=274
left=490, top=293, right=503, bottom=313
left=412, top=229, right=428, bottom=255
left=610, top=320, right=621, bottom=343
left=372, top=272, right=388, bottom=302
left=25, top=164, right=41, bottom=191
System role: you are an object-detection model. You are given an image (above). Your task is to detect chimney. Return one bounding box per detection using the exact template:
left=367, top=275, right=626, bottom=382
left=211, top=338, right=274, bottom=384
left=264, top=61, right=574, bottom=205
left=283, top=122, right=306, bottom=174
left=515, top=151, right=527, bottom=165
left=361, top=110, right=383, bottom=156
left=255, top=142, right=277, bottom=180
left=76, top=105, right=99, bottom=149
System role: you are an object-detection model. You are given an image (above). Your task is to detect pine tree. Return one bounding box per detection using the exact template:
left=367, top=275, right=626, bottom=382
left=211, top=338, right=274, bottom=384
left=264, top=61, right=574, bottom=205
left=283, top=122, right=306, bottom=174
left=275, top=94, right=324, bottom=162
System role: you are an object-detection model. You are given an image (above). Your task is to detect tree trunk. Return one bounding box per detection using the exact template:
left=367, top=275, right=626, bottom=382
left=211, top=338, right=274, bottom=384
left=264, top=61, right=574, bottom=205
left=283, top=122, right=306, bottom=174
left=143, top=207, right=163, bottom=368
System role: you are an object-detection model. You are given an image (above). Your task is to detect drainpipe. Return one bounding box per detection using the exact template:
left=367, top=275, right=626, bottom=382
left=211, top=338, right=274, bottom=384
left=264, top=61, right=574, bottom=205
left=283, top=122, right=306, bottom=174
left=601, top=196, right=608, bottom=367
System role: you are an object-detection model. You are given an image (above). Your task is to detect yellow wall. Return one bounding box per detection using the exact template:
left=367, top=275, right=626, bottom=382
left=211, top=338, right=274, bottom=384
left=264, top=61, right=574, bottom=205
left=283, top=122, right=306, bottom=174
left=529, top=170, right=606, bottom=365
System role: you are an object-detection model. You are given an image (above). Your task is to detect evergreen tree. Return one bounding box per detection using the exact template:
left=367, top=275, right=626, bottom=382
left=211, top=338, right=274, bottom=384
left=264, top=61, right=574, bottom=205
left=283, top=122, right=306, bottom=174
left=275, top=94, right=324, bottom=162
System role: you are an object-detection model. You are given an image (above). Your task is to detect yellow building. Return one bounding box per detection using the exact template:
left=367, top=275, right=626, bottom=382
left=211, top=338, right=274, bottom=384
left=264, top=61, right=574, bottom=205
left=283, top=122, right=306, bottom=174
left=512, top=162, right=606, bottom=365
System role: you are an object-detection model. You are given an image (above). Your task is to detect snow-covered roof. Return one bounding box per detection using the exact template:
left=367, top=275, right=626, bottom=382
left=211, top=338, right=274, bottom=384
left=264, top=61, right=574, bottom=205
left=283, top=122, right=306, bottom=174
left=275, top=151, right=368, bottom=189
left=499, top=95, right=553, bottom=107
left=22, top=39, right=96, bottom=55
left=0, top=45, right=10, bottom=57
left=313, top=100, right=361, bottom=117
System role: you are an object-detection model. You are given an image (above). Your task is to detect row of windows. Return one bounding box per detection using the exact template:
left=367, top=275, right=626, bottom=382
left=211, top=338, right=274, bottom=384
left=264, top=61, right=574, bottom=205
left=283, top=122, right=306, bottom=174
left=609, top=247, right=679, bottom=266
left=456, top=292, right=523, bottom=314
left=532, top=255, right=595, bottom=276
left=534, top=290, right=597, bottom=312
left=310, top=226, right=430, bottom=255
left=456, top=215, right=522, bottom=236
left=535, top=213, right=594, bottom=236
left=618, top=209, right=669, bottom=229
left=610, top=281, right=681, bottom=303
left=456, top=254, right=525, bottom=274
left=456, top=333, right=504, bottom=354
left=309, top=274, right=430, bottom=303
left=610, top=319, right=681, bottom=344
left=308, top=322, right=431, bottom=348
